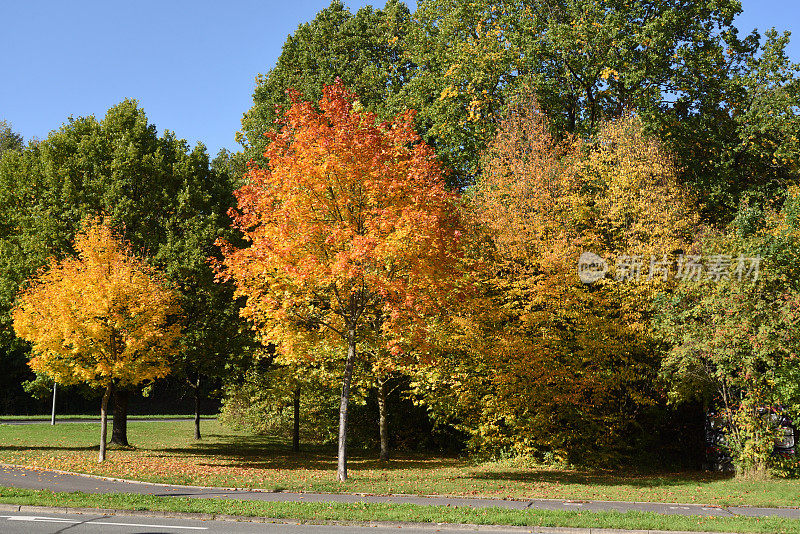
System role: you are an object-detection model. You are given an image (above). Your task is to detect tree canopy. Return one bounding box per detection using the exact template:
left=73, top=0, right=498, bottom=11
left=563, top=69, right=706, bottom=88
left=219, top=81, right=471, bottom=480
left=13, top=218, right=181, bottom=460
left=238, top=0, right=414, bottom=167
left=0, top=100, right=241, bottom=441
left=0, top=120, right=23, bottom=157
left=399, top=0, right=800, bottom=214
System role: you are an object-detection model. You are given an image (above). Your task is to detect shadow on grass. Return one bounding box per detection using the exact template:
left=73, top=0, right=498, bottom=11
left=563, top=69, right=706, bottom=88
left=160, top=434, right=720, bottom=488
left=158, top=434, right=461, bottom=471
left=0, top=427, right=735, bottom=492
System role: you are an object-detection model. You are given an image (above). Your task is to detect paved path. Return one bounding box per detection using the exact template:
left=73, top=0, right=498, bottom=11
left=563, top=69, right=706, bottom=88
left=1, top=464, right=799, bottom=520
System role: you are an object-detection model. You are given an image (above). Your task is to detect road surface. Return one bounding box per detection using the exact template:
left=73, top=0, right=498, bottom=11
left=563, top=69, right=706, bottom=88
left=0, top=510, right=549, bottom=534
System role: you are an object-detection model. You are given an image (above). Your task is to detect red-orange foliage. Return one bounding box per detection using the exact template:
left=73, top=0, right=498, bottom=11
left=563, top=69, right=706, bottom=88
left=217, top=80, right=469, bottom=480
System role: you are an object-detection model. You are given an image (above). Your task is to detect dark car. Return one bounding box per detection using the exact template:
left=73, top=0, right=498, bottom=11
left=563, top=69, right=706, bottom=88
left=704, top=408, right=796, bottom=471
left=770, top=411, right=796, bottom=457
left=704, top=411, right=733, bottom=471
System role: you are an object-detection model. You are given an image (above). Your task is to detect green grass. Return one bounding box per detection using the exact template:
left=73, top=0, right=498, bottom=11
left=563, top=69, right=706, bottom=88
left=1, top=487, right=799, bottom=533
left=0, top=414, right=211, bottom=420
left=2, top=420, right=800, bottom=508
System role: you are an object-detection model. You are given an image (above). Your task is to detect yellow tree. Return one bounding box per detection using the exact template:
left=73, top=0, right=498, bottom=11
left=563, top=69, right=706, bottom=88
left=457, top=101, right=699, bottom=462
left=13, top=218, right=181, bottom=461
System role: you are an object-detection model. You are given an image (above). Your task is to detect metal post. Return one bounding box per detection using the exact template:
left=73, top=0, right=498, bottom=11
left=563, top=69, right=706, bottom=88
left=50, top=382, right=57, bottom=425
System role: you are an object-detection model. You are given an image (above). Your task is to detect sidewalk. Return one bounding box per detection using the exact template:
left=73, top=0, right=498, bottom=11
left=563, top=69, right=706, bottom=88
left=2, top=464, right=799, bottom=519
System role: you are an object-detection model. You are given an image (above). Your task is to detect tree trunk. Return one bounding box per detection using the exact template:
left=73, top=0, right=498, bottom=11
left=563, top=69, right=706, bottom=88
left=292, top=385, right=301, bottom=452
left=99, top=386, right=111, bottom=462
left=111, top=387, right=129, bottom=447
left=50, top=382, right=57, bottom=426
left=337, top=329, right=357, bottom=482
left=194, top=376, right=202, bottom=440
left=378, top=377, right=389, bottom=462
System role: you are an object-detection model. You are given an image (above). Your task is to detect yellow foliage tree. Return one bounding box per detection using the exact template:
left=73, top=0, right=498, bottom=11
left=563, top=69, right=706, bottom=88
left=449, top=102, right=699, bottom=462
left=12, top=218, right=181, bottom=461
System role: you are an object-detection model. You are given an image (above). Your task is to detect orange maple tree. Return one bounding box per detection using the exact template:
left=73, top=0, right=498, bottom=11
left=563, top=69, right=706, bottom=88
left=12, top=218, right=181, bottom=461
left=217, top=80, right=469, bottom=481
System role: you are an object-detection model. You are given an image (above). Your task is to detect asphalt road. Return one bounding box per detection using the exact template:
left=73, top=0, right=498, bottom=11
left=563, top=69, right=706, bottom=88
left=0, top=510, right=541, bottom=534
left=2, top=465, right=799, bottom=519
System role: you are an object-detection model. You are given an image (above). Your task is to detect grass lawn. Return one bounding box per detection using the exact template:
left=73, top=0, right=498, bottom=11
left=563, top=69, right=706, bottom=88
left=0, top=415, right=211, bottom=420
left=2, top=487, right=800, bottom=534
left=1, top=420, right=800, bottom=508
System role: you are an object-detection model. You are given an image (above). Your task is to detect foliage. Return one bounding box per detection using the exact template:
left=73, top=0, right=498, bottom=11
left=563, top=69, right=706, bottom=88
left=218, top=80, right=471, bottom=480
left=0, top=100, right=242, bottom=427
left=238, top=0, right=413, bottom=168
left=222, top=81, right=469, bottom=352
left=12, top=218, right=181, bottom=389
left=402, top=0, right=751, bottom=190
left=654, top=28, right=800, bottom=222
left=11, top=217, right=184, bottom=460
left=0, top=119, right=23, bottom=156
left=220, top=358, right=343, bottom=444
left=424, top=102, right=698, bottom=464
left=399, top=0, right=800, bottom=227
left=655, top=187, right=800, bottom=474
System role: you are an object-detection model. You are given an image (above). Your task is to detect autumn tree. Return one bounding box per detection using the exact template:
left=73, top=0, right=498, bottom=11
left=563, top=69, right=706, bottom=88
left=218, top=81, right=469, bottom=481
left=0, top=100, right=240, bottom=441
left=13, top=219, right=181, bottom=462
left=239, top=0, right=414, bottom=168
left=427, top=101, right=698, bottom=463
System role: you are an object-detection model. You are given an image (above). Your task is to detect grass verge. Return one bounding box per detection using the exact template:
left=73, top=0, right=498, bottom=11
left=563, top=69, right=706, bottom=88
left=0, top=415, right=211, bottom=420
left=0, top=487, right=798, bottom=533
left=2, top=420, right=800, bottom=508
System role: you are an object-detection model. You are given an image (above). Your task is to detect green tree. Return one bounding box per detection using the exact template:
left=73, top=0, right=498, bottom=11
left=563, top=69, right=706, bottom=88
left=238, top=0, right=413, bottom=167
left=402, top=0, right=800, bottom=211
left=660, top=29, right=800, bottom=222
left=654, top=188, right=800, bottom=474
left=0, top=100, right=241, bottom=439
left=0, top=120, right=23, bottom=156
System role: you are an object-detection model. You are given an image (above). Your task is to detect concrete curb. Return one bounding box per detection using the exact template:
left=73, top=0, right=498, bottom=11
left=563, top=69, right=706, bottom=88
left=0, top=503, right=742, bottom=534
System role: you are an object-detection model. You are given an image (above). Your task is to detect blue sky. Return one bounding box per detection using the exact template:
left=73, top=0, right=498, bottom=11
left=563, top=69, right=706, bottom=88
left=1, top=0, right=798, bottom=157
